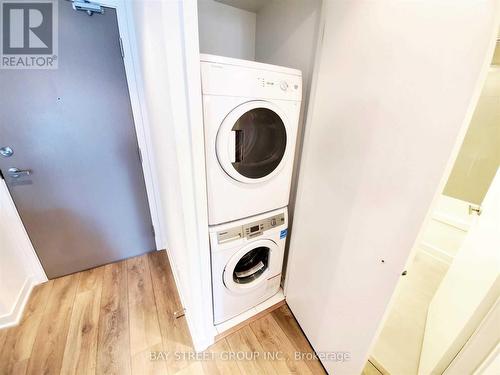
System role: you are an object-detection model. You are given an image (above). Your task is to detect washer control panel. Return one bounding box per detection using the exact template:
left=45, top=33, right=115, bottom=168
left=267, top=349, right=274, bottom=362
left=217, top=212, right=286, bottom=244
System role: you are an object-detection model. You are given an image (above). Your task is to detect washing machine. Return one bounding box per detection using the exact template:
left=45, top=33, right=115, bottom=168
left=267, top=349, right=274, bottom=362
left=201, top=54, right=302, bottom=225
left=210, top=207, right=288, bottom=324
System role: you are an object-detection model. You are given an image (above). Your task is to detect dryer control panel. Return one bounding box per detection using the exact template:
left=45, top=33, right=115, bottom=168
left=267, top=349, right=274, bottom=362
left=200, top=55, right=302, bottom=101
left=217, top=212, right=286, bottom=244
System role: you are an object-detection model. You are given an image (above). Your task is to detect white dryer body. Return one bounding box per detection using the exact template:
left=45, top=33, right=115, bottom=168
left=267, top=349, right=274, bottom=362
left=201, top=54, right=302, bottom=225
left=210, top=207, right=288, bottom=324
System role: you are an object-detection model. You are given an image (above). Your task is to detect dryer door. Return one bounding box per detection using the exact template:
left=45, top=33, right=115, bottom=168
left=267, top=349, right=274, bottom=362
left=216, top=101, right=290, bottom=184
left=223, top=239, right=278, bottom=293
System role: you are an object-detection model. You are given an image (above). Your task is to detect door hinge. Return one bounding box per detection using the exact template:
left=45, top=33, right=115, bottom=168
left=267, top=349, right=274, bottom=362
left=0, top=169, right=4, bottom=180
left=71, top=1, right=104, bottom=16
left=137, top=147, right=143, bottom=164
left=151, top=225, right=156, bottom=237
left=119, top=37, right=124, bottom=59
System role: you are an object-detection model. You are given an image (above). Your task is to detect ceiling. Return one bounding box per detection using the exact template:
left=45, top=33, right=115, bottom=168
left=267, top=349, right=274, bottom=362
left=214, top=0, right=269, bottom=13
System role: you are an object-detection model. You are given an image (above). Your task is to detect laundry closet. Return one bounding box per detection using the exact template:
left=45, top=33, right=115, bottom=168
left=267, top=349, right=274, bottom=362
left=0, top=1, right=496, bottom=375
left=194, top=1, right=498, bottom=374
left=196, top=0, right=322, bottom=330
left=197, top=0, right=321, bottom=220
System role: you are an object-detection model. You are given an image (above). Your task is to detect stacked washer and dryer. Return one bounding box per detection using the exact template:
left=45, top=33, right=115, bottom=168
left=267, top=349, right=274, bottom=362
left=200, top=54, right=302, bottom=325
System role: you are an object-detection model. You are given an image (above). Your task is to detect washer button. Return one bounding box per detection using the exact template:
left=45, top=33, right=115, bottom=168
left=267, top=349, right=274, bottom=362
left=280, top=81, right=288, bottom=91
left=271, top=218, right=276, bottom=226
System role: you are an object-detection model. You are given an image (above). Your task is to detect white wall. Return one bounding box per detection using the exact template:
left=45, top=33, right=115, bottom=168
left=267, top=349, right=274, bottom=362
left=444, top=66, right=500, bottom=205
left=255, top=0, right=320, bottom=85
left=285, top=1, right=500, bottom=374
left=198, top=0, right=256, bottom=60
left=0, top=181, right=46, bottom=327
left=126, top=0, right=213, bottom=350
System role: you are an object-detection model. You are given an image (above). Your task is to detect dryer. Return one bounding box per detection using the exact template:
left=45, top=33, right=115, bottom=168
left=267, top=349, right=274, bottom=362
left=210, top=207, right=287, bottom=324
left=201, top=54, right=302, bottom=225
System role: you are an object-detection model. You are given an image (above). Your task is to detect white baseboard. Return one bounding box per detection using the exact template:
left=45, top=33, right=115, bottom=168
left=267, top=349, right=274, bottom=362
left=0, top=276, right=36, bottom=329
left=420, top=242, right=455, bottom=265
left=433, top=212, right=471, bottom=232
left=418, top=195, right=474, bottom=266
left=214, top=289, right=285, bottom=335
left=431, top=195, right=475, bottom=232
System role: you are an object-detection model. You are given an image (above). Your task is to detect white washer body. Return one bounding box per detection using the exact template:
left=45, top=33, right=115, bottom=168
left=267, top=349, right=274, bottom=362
left=210, top=207, right=288, bottom=324
left=201, top=54, right=302, bottom=225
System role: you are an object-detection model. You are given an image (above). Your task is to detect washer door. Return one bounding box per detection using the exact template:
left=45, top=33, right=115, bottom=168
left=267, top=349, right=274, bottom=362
left=223, top=239, right=278, bottom=293
left=216, top=101, right=290, bottom=184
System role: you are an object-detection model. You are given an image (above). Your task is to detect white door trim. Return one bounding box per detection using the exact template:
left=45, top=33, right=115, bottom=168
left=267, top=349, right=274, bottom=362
left=0, top=180, right=47, bottom=328
left=90, top=0, right=166, bottom=249
left=173, top=0, right=216, bottom=350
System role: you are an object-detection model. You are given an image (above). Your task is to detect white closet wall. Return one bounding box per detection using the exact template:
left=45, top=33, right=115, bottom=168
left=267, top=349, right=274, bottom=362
left=128, top=0, right=214, bottom=350
left=197, top=0, right=256, bottom=60
left=255, top=0, right=321, bottom=87
left=285, top=1, right=500, bottom=374
left=0, top=181, right=46, bottom=328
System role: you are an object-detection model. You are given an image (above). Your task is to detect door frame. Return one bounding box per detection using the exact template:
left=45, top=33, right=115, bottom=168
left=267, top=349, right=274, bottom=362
left=79, top=0, right=166, bottom=249
left=5, top=0, right=168, bottom=276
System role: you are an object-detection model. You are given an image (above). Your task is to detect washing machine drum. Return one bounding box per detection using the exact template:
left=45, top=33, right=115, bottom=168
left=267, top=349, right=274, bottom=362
left=216, top=100, right=290, bottom=184
left=223, top=239, right=278, bottom=293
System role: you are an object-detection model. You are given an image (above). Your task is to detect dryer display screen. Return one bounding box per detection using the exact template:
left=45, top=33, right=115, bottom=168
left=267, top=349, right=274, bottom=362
left=250, top=225, right=260, bottom=233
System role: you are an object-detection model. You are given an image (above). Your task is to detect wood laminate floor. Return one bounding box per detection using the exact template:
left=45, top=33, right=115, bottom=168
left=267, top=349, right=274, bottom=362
left=0, top=250, right=329, bottom=375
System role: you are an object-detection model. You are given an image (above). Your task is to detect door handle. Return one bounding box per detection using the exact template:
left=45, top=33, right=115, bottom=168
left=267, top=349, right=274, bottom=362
left=234, top=261, right=265, bottom=279
left=8, top=168, right=31, bottom=178
left=229, top=130, right=236, bottom=163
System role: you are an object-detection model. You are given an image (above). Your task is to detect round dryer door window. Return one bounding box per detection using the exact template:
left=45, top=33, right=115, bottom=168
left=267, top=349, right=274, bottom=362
left=216, top=101, right=290, bottom=184
left=224, top=239, right=278, bottom=293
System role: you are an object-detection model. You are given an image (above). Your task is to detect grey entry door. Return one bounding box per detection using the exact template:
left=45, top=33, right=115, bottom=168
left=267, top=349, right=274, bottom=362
left=0, top=2, right=156, bottom=279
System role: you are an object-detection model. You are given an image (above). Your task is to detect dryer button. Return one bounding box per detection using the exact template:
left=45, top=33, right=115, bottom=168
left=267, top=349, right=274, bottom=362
left=280, top=81, right=288, bottom=91
left=271, top=219, right=276, bottom=226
